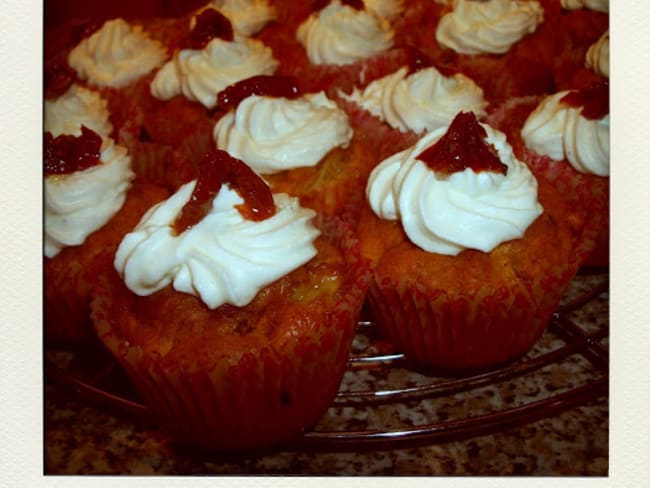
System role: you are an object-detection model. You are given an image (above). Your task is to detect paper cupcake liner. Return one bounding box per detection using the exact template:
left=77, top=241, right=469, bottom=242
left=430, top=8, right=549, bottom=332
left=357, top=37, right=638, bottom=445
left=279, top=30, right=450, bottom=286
left=367, top=257, right=576, bottom=370
left=45, top=253, right=113, bottom=345
left=91, top=216, right=369, bottom=450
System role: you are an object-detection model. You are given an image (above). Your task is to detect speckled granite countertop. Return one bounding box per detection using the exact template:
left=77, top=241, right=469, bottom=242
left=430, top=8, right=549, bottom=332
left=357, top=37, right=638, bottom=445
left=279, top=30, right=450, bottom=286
left=44, top=273, right=609, bottom=476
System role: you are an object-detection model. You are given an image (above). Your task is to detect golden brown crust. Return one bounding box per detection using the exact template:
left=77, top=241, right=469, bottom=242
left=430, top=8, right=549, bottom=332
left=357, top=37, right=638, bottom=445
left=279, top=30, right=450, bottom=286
left=95, top=235, right=351, bottom=366
left=358, top=181, right=584, bottom=297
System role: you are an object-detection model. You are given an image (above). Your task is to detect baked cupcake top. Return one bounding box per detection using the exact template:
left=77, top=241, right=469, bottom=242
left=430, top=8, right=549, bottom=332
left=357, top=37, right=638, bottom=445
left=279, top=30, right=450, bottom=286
left=436, top=0, right=544, bottom=55
left=520, top=81, right=610, bottom=176
left=44, top=84, right=113, bottom=138
left=150, top=9, right=278, bottom=109
left=114, top=150, right=320, bottom=309
left=296, top=0, right=394, bottom=66
left=68, top=18, right=167, bottom=88
left=586, top=29, right=609, bottom=78
left=561, top=0, right=609, bottom=13
left=191, top=0, right=277, bottom=36
left=343, top=64, right=487, bottom=134
left=366, top=111, right=542, bottom=255
left=45, top=128, right=134, bottom=258
left=213, top=76, right=353, bottom=174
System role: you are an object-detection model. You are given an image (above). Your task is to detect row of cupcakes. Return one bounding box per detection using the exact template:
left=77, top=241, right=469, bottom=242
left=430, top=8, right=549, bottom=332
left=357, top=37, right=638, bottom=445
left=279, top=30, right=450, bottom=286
left=44, top=0, right=609, bottom=450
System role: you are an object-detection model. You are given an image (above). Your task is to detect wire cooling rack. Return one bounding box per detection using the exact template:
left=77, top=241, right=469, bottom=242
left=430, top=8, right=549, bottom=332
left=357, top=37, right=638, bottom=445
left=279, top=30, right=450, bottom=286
left=45, top=270, right=609, bottom=452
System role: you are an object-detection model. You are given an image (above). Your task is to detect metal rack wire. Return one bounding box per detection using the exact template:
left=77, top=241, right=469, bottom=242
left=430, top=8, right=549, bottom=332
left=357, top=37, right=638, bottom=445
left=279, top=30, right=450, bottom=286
left=45, top=271, right=609, bottom=451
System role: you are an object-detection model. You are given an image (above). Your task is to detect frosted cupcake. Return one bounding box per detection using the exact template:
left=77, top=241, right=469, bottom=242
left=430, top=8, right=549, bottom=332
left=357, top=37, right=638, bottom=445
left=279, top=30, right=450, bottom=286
left=212, top=75, right=372, bottom=221
left=44, top=125, right=169, bottom=344
left=400, top=0, right=561, bottom=105
left=190, top=0, right=277, bottom=36
left=358, top=111, right=588, bottom=369
left=338, top=48, right=488, bottom=162
left=260, top=0, right=409, bottom=97
left=488, top=81, right=609, bottom=265
left=91, top=149, right=369, bottom=450
left=126, top=8, right=279, bottom=189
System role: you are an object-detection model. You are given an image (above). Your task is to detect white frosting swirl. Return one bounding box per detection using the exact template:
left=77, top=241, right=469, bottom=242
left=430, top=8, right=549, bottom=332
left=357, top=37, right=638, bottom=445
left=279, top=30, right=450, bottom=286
left=344, top=66, right=488, bottom=134
left=213, top=92, right=353, bottom=174
left=68, top=18, right=167, bottom=88
left=45, top=84, right=113, bottom=138
left=364, top=0, right=403, bottom=19
left=296, top=0, right=394, bottom=66
left=586, top=30, right=609, bottom=78
left=150, top=35, right=278, bottom=109
left=45, top=138, right=134, bottom=258
left=115, top=181, right=319, bottom=309
left=561, top=0, right=608, bottom=13
left=192, top=0, right=276, bottom=36
left=521, top=91, right=610, bottom=176
left=435, top=0, right=544, bottom=55
left=367, top=122, right=542, bottom=255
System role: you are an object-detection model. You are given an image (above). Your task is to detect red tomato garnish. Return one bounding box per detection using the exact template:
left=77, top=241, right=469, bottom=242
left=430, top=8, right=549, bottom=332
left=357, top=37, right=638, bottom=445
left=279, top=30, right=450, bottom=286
left=560, top=80, right=609, bottom=120
left=174, top=150, right=276, bottom=233
left=216, top=75, right=301, bottom=111
left=417, top=112, right=507, bottom=175
left=184, top=8, right=234, bottom=49
left=44, top=126, right=103, bottom=176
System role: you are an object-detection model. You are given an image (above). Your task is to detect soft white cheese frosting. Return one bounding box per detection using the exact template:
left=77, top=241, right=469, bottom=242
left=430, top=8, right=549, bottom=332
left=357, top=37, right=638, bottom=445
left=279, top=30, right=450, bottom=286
left=192, top=0, right=276, bottom=36
left=213, top=92, right=353, bottom=174
left=367, top=121, right=542, bottom=255
left=296, top=0, right=394, bottom=66
left=44, top=84, right=113, bottom=138
left=435, top=0, right=544, bottom=55
left=363, top=0, right=403, bottom=19
left=150, top=35, right=278, bottom=109
left=68, top=18, right=167, bottom=88
left=521, top=91, right=610, bottom=176
left=45, top=138, right=134, bottom=258
left=585, top=30, right=609, bottom=78
left=115, top=181, right=319, bottom=309
left=343, top=65, right=488, bottom=134
left=561, top=0, right=608, bottom=13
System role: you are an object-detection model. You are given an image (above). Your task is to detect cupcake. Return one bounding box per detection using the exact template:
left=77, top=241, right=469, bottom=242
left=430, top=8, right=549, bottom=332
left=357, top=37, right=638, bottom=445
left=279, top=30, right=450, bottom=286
left=406, top=0, right=560, bottom=105
left=91, top=149, right=369, bottom=450
left=338, top=47, right=489, bottom=162
left=121, top=8, right=280, bottom=188
left=44, top=125, right=169, bottom=344
left=358, top=111, right=588, bottom=369
left=487, top=81, right=610, bottom=266
left=212, top=74, right=372, bottom=221
left=263, top=0, right=408, bottom=97
left=190, top=0, right=277, bottom=37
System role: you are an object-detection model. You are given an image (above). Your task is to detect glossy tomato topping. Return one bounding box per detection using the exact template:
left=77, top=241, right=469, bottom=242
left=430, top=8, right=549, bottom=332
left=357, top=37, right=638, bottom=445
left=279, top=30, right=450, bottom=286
left=174, top=150, right=276, bottom=233
left=560, top=80, right=609, bottom=120
left=44, top=126, right=103, bottom=176
left=417, top=112, right=507, bottom=175
left=217, top=75, right=301, bottom=111
left=184, top=8, right=234, bottom=49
